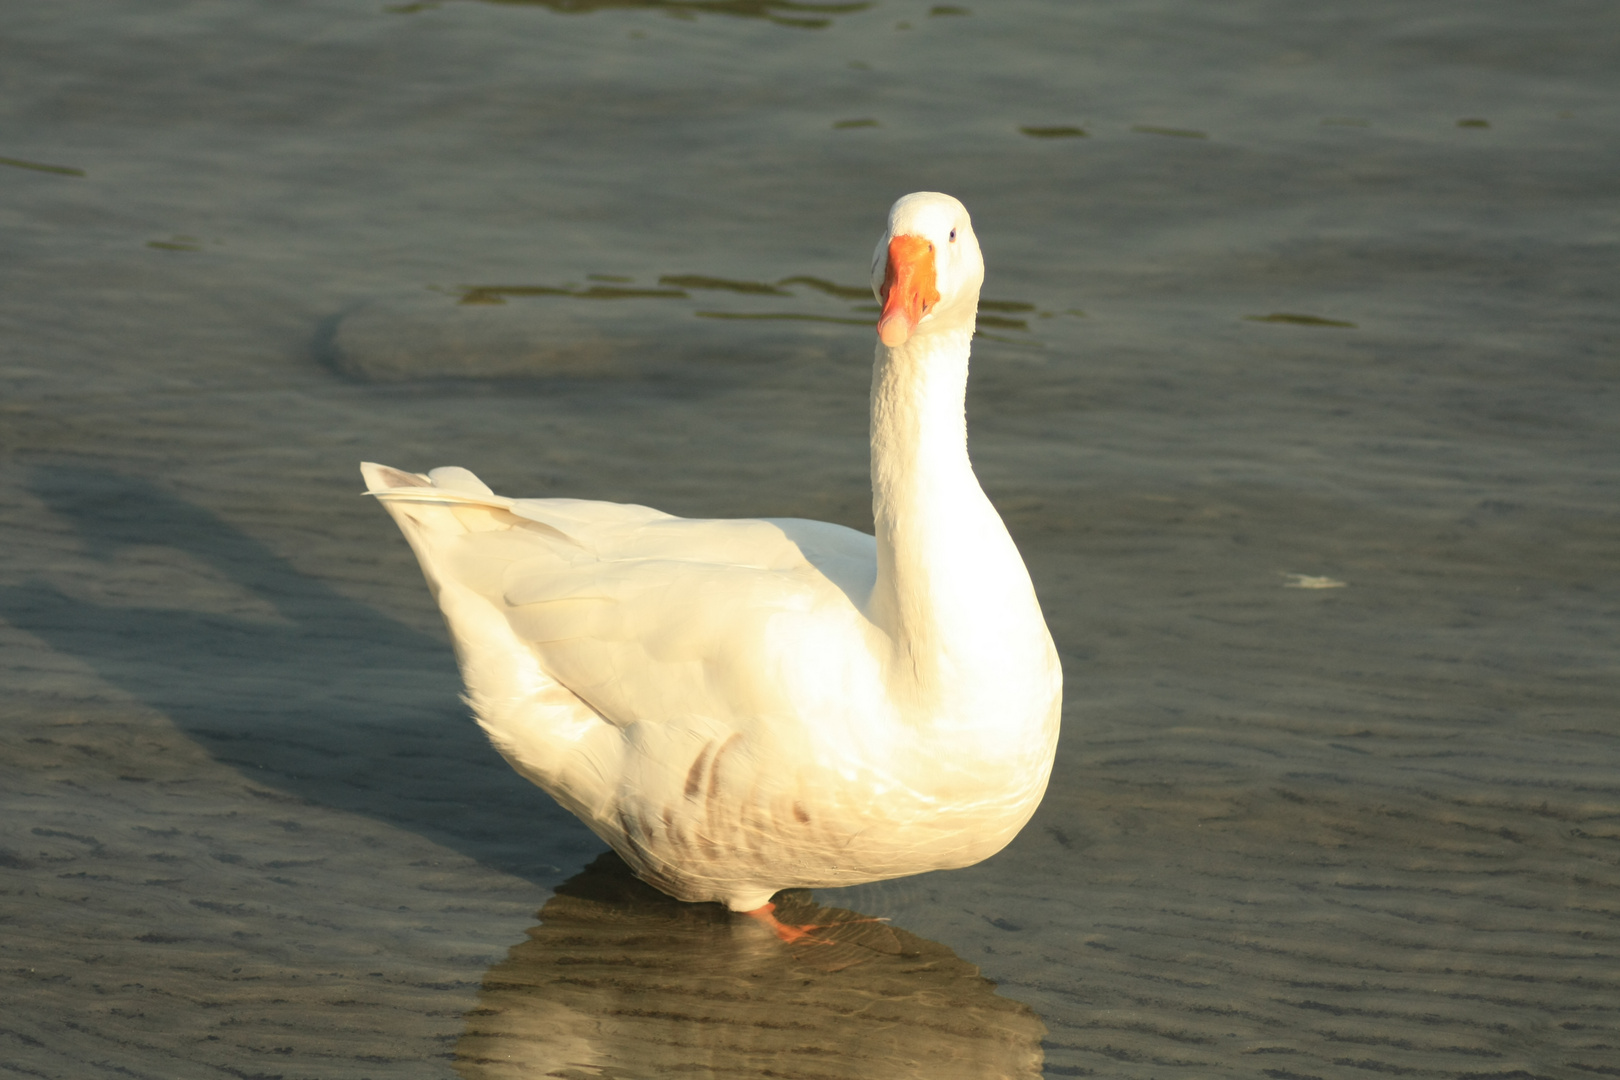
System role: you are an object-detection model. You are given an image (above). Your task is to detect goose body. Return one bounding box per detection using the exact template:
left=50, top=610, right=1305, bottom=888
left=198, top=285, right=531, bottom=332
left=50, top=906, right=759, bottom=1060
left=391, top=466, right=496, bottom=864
left=364, top=193, right=1061, bottom=913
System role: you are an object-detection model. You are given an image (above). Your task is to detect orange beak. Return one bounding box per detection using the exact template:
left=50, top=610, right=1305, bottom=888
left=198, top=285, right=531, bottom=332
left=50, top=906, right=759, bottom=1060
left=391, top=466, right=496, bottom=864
left=876, top=234, right=940, bottom=347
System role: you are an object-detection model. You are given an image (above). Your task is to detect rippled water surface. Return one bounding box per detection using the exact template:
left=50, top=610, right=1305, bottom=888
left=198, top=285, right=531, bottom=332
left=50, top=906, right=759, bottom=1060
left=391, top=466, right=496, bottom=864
left=2, top=2, right=1618, bottom=1077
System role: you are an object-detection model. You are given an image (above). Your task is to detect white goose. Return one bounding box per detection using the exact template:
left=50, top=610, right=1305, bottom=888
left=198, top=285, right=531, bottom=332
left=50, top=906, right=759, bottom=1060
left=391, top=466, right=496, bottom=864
left=363, top=192, right=1061, bottom=935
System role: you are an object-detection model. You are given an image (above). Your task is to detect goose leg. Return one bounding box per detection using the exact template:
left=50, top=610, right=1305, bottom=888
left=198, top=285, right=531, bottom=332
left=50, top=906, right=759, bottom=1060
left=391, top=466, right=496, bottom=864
left=742, top=902, right=837, bottom=945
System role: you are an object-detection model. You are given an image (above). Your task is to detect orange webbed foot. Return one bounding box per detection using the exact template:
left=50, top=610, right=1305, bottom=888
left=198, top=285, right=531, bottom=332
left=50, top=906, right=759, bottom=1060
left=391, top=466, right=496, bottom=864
left=743, top=902, right=835, bottom=945
left=741, top=902, right=887, bottom=945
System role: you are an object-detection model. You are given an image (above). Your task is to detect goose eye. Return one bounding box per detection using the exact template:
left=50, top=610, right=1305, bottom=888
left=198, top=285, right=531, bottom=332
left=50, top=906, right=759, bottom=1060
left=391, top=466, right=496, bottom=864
left=949, top=228, right=957, bottom=242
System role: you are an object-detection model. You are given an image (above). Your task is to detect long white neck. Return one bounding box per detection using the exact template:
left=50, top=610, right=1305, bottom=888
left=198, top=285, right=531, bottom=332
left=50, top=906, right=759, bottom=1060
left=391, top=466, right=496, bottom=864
left=866, top=326, right=1052, bottom=726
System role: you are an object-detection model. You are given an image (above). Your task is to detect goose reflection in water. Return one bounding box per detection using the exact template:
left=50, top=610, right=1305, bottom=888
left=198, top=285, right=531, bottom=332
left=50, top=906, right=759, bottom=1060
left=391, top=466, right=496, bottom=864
left=455, top=853, right=1045, bottom=1079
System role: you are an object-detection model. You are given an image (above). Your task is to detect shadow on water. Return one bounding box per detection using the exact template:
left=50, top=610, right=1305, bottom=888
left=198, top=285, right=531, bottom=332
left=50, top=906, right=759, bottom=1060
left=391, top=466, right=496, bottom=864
left=456, top=851, right=1046, bottom=1080
left=0, top=464, right=598, bottom=881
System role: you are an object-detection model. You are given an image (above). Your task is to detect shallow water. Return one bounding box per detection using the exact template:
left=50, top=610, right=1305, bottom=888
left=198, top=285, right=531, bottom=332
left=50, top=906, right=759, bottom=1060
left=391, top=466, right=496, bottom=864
left=2, top=1, right=1617, bottom=1077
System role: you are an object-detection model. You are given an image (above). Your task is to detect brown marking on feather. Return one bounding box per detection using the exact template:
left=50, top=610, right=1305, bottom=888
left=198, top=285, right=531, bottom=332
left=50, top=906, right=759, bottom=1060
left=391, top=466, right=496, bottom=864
left=374, top=466, right=431, bottom=489
left=684, top=742, right=714, bottom=800
left=793, top=801, right=811, bottom=825
left=615, top=809, right=648, bottom=868
left=707, top=733, right=743, bottom=803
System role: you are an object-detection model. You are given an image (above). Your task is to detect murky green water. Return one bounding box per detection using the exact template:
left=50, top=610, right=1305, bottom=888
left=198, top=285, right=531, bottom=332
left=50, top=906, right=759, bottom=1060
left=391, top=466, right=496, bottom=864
left=2, top=2, right=1617, bottom=1077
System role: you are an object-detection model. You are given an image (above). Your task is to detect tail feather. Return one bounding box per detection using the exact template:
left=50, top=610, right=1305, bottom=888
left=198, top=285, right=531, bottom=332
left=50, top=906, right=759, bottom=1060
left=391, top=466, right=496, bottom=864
left=362, top=461, right=515, bottom=512
left=360, top=461, right=430, bottom=492
left=360, top=461, right=623, bottom=822
left=362, top=461, right=526, bottom=542
left=426, top=466, right=494, bottom=496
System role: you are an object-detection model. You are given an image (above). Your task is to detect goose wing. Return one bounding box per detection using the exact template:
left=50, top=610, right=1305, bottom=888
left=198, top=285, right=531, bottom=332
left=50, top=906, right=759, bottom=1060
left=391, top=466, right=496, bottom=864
left=492, top=509, right=883, bottom=742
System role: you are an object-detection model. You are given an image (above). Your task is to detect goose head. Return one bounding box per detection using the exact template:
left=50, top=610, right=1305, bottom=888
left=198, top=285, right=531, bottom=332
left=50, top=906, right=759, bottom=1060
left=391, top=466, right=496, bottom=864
left=870, top=192, right=985, bottom=348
